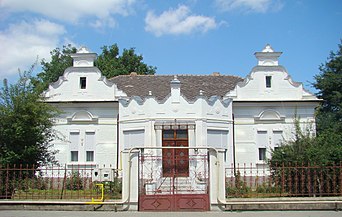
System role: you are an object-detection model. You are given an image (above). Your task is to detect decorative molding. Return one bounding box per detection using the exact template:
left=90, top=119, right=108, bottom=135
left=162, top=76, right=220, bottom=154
left=254, top=109, right=285, bottom=122
left=119, top=92, right=232, bottom=108
left=154, top=120, right=196, bottom=130
left=67, top=110, right=98, bottom=123
left=226, top=64, right=317, bottom=100
left=97, top=74, right=115, bottom=87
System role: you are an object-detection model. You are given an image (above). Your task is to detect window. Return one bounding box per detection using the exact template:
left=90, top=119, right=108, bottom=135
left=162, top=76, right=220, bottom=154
left=258, top=148, right=266, bottom=161
left=69, top=132, right=79, bottom=162
left=85, top=131, right=95, bottom=149
left=273, top=130, right=283, bottom=148
left=163, top=130, right=174, bottom=139
left=80, top=77, right=86, bottom=89
left=162, top=130, right=188, bottom=140
left=266, top=76, right=272, bottom=88
left=123, top=130, right=145, bottom=149
left=71, top=151, right=78, bottom=162
left=207, top=130, right=229, bottom=149
left=176, top=130, right=188, bottom=139
left=257, top=131, right=268, bottom=147
left=86, top=151, right=94, bottom=162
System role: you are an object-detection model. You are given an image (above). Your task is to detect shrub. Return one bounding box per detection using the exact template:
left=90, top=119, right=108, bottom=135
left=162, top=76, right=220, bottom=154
left=66, top=172, right=83, bottom=190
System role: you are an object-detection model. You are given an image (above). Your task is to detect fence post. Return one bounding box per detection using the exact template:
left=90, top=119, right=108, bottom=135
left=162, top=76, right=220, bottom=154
left=281, top=162, right=285, bottom=195
left=332, top=162, right=336, bottom=195
left=301, top=162, right=304, bottom=196
left=340, top=162, right=342, bottom=196
left=5, top=164, right=9, bottom=199
left=288, top=162, right=292, bottom=196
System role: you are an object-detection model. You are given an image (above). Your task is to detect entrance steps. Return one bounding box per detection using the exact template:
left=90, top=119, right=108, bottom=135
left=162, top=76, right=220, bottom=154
left=151, top=177, right=205, bottom=194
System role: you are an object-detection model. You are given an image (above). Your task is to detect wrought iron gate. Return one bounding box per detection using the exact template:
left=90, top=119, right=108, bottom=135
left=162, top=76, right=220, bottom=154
left=138, top=149, right=210, bottom=211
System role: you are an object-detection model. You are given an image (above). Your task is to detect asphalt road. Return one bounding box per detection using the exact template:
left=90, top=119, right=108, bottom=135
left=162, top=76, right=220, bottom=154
left=0, top=211, right=340, bottom=217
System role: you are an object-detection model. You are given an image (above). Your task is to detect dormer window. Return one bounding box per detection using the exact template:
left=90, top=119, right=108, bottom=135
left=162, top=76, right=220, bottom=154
left=266, top=76, right=272, bottom=88
left=80, top=77, right=86, bottom=89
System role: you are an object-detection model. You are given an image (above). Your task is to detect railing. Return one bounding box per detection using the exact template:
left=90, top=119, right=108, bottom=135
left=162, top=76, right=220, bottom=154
left=0, top=164, right=121, bottom=200
left=139, top=153, right=209, bottom=195
left=2, top=162, right=341, bottom=200
left=225, top=162, right=342, bottom=198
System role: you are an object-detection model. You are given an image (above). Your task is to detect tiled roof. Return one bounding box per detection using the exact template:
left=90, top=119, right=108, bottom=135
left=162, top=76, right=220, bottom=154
left=110, top=74, right=243, bottom=101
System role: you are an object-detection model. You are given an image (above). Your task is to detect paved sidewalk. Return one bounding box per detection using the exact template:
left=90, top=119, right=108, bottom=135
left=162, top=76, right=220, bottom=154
left=0, top=197, right=341, bottom=212
left=223, top=197, right=342, bottom=211
left=0, top=210, right=341, bottom=217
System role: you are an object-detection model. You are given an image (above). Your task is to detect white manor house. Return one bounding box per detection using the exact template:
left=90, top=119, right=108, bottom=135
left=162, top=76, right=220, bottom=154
left=44, top=45, right=320, bottom=211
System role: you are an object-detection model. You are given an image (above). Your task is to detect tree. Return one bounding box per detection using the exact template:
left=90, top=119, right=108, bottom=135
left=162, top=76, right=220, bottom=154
left=36, top=44, right=77, bottom=91
left=269, top=42, right=342, bottom=196
left=313, top=41, right=342, bottom=132
left=36, top=44, right=157, bottom=90
left=95, top=44, right=156, bottom=78
left=269, top=119, right=342, bottom=196
left=270, top=118, right=342, bottom=166
left=0, top=64, right=59, bottom=166
left=271, top=41, right=342, bottom=165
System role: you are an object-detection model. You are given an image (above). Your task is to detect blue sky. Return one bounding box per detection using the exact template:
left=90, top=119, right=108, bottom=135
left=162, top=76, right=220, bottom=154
left=0, top=0, right=341, bottom=93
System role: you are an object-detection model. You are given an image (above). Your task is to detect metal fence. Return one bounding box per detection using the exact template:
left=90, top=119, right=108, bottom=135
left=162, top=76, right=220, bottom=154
left=225, top=162, right=342, bottom=198
left=1, top=163, right=342, bottom=200
left=0, top=164, right=121, bottom=200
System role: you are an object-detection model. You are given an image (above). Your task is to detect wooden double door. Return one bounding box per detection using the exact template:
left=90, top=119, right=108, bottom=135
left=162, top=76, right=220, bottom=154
left=162, top=129, right=189, bottom=177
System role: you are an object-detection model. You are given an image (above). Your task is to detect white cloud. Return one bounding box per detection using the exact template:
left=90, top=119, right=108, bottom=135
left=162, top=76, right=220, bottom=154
left=0, top=19, right=68, bottom=78
left=215, top=0, right=283, bottom=13
left=90, top=17, right=117, bottom=30
left=0, top=0, right=136, bottom=28
left=145, top=5, right=218, bottom=36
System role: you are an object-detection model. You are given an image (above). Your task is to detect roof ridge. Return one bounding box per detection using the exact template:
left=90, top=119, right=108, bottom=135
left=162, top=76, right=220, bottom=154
left=109, top=73, right=244, bottom=80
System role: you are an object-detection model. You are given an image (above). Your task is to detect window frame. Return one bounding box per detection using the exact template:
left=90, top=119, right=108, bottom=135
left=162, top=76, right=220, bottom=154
left=265, top=76, right=272, bottom=88
left=80, top=77, right=87, bottom=89
left=86, top=151, right=94, bottom=162
left=162, top=129, right=188, bottom=141
left=71, top=151, right=78, bottom=162
left=258, top=148, right=266, bottom=161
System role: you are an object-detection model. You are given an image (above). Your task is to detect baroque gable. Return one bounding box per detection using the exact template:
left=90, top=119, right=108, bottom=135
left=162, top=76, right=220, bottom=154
left=227, top=44, right=318, bottom=101
left=44, top=47, right=121, bottom=102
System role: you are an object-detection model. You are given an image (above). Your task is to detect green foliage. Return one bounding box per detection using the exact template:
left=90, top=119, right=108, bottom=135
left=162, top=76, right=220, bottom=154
left=65, top=172, right=84, bottom=190
left=95, top=44, right=156, bottom=77
left=226, top=171, right=251, bottom=198
left=271, top=40, right=342, bottom=167
left=270, top=119, right=315, bottom=164
left=15, top=173, right=48, bottom=191
left=93, top=179, right=122, bottom=199
left=226, top=172, right=282, bottom=198
left=0, top=64, right=59, bottom=166
left=269, top=117, right=342, bottom=196
left=270, top=118, right=342, bottom=166
left=35, top=44, right=77, bottom=91
left=255, top=182, right=281, bottom=195
left=36, top=44, right=157, bottom=90
left=313, top=41, right=342, bottom=132
left=0, top=165, right=48, bottom=198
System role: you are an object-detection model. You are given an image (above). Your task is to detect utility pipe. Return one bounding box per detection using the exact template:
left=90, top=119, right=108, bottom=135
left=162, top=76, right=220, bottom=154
left=232, top=113, right=236, bottom=175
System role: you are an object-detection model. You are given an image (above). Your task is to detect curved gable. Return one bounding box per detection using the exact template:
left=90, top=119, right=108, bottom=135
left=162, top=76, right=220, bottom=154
left=44, top=47, right=116, bottom=102
left=227, top=45, right=318, bottom=102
